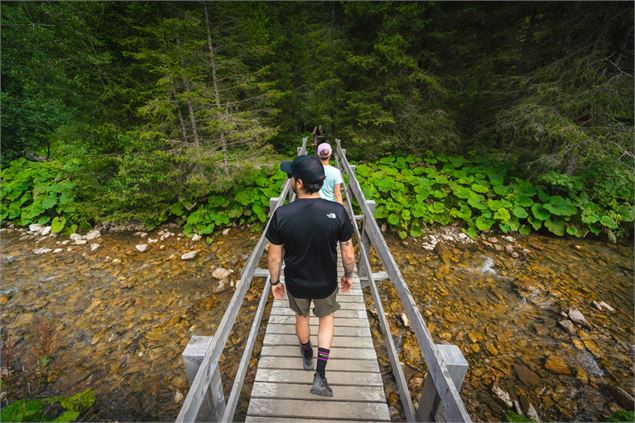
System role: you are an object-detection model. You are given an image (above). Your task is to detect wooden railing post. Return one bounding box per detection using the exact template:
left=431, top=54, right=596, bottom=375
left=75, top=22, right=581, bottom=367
left=182, top=336, right=226, bottom=422
left=269, top=197, right=279, bottom=217
left=358, top=200, right=375, bottom=280
left=417, top=344, right=469, bottom=422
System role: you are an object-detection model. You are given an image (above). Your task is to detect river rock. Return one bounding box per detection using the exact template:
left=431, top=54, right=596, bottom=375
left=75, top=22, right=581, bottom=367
left=222, top=228, right=230, bottom=235
left=61, top=240, right=70, bottom=245
left=40, top=226, right=52, bottom=236
left=112, top=258, right=122, bottom=264
left=558, top=319, right=576, bottom=335
left=147, top=238, right=158, bottom=244
left=526, top=402, right=541, bottom=423
left=511, top=252, right=519, bottom=259
left=174, top=390, right=184, bottom=403
left=1, top=256, right=15, bottom=265
left=503, top=235, right=514, bottom=243
left=494, top=244, right=504, bottom=252
left=53, top=248, right=63, bottom=253
left=90, top=243, right=100, bottom=252
left=74, top=239, right=87, bottom=245
left=212, top=267, right=231, bottom=280
left=33, top=248, right=52, bottom=255
left=492, top=385, right=512, bottom=408
left=568, top=307, right=591, bottom=328
left=70, top=233, right=83, bottom=242
left=514, top=363, right=540, bottom=386
left=85, top=230, right=101, bottom=240
left=400, top=313, right=410, bottom=328
left=505, top=244, right=514, bottom=254
left=192, top=234, right=202, bottom=242
left=135, top=244, right=149, bottom=253
left=181, top=251, right=198, bottom=261
left=29, top=223, right=43, bottom=233
left=434, top=242, right=452, bottom=264
left=598, top=301, right=615, bottom=313
left=606, top=384, right=635, bottom=410
left=544, top=355, right=571, bottom=375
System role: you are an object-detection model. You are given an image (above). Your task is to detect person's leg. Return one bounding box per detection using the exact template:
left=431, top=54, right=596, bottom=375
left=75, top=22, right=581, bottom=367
left=288, top=292, right=313, bottom=369
left=295, top=314, right=310, bottom=343
left=316, top=313, right=334, bottom=378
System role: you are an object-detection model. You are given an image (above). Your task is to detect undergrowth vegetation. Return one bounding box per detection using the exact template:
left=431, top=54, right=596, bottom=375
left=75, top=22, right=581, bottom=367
left=355, top=154, right=634, bottom=240
left=2, top=153, right=632, bottom=241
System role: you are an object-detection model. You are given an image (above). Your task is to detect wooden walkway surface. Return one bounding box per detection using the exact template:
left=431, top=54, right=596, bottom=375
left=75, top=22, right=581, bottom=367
left=246, top=260, right=391, bottom=422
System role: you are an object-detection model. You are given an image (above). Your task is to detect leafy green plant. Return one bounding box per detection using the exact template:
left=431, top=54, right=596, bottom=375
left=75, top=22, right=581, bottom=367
left=0, top=389, right=95, bottom=422
left=1, top=159, right=76, bottom=230
left=355, top=153, right=633, bottom=239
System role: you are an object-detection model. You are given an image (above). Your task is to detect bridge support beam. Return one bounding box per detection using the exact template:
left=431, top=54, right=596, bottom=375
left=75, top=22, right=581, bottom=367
left=182, top=336, right=226, bottom=422
left=269, top=197, right=279, bottom=217
left=417, top=344, right=468, bottom=422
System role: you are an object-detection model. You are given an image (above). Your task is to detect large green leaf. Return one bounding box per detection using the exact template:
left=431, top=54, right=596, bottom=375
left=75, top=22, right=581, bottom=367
left=545, top=218, right=565, bottom=236
left=531, top=204, right=550, bottom=221
left=543, top=196, right=577, bottom=216
left=51, top=216, right=66, bottom=233
left=476, top=215, right=494, bottom=231
left=600, top=215, right=618, bottom=229
left=512, top=206, right=528, bottom=219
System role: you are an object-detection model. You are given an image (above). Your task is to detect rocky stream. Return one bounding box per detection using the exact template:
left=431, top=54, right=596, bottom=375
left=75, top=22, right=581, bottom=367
left=0, top=223, right=633, bottom=421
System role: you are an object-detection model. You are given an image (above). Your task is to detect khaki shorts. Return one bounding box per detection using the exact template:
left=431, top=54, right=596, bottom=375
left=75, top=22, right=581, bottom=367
left=287, top=288, right=340, bottom=318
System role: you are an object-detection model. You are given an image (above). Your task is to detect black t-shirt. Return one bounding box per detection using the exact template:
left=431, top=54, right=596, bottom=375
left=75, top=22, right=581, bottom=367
left=265, top=198, right=354, bottom=299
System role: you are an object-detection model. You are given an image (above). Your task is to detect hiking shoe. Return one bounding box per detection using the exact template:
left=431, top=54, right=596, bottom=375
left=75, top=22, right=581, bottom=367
left=310, top=372, right=333, bottom=397
left=302, top=355, right=313, bottom=371
left=300, top=346, right=313, bottom=371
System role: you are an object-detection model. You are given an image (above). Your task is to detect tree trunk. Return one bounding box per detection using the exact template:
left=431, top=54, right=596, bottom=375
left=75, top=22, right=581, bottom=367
left=204, top=4, right=229, bottom=168
left=172, top=85, right=189, bottom=143
left=176, top=35, right=200, bottom=148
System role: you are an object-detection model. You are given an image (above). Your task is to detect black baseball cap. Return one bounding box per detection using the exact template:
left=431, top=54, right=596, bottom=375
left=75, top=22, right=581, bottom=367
left=280, top=155, right=325, bottom=185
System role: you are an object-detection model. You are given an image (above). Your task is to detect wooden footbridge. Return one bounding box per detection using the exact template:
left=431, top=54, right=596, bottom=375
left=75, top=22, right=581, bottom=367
left=176, top=138, right=471, bottom=422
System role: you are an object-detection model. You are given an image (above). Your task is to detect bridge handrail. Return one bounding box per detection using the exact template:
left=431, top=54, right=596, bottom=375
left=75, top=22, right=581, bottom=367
left=334, top=139, right=472, bottom=423
left=176, top=137, right=308, bottom=422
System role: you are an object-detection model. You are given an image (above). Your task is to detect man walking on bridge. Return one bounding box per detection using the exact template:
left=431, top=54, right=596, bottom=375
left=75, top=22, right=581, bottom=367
left=266, top=155, right=355, bottom=397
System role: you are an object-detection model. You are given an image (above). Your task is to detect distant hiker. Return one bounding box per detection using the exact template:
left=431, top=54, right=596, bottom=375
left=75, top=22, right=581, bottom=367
left=266, top=155, right=355, bottom=397
left=317, top=142, right=343, bottom=205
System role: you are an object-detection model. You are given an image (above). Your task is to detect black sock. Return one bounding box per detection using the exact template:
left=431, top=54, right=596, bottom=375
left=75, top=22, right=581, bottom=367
left=316, top=347, right=330, bottom=378
left=300, top=340, right=313, bottom=358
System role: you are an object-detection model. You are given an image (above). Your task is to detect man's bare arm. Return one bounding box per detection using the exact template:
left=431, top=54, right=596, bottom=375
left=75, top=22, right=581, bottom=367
left=340, top=238, right=355, bottom=277
left=334, top=184, right=343, bottom=205
left=268, top=243, right=283, bottom=282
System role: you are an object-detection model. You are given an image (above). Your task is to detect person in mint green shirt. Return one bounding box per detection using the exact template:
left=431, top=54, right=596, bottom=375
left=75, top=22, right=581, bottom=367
left=317, top=143, right=343, bottom=204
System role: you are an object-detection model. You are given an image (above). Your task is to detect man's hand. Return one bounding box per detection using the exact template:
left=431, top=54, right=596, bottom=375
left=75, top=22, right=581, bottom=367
left=272, top=282, right=286, bottom=299
left=340, top=275, right=352, bottom=293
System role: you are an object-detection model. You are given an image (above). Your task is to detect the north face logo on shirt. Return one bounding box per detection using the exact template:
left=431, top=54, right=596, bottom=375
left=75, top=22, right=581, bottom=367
left=326, top=213, right=336, bottom=219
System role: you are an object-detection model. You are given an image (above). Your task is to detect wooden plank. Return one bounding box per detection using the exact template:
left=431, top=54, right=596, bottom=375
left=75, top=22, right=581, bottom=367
left=273, top=300, right=366, bottom=310
left=270, top=308, right=368, bottom=319
left=250, top=382, right=385, bottom=402
left=257, top=357, right=379, bottom=373
left=265, top=324, right=371, bottom=338
left=336, top=140, right=471, bottom=423
left=267, top=315, right=369, bottom=327
left=255, top=369, right=384, bottom=387
left=247, top=398, right=390, bottom=421
left=263, top=334, right=373, bottom=349
left=260, top=345, right=376, bottom=360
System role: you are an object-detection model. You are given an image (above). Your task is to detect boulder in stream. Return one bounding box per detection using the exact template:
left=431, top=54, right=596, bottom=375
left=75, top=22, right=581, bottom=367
left=29, top=223, right=43, bottom=233
left=85, top=230, right=101, bottom=240
left=40, top=226, right=52, bottom=236
left=33, top=248, right=52, bottom=255
left=135, top=244, right=149, bottom=253
left=568, top=307, right=591, bottom=328
left=181, top=251, right=198, bottom=260
left=558, top=319, right=576, bottom=335
left=212, top=267, right=231, bottom=280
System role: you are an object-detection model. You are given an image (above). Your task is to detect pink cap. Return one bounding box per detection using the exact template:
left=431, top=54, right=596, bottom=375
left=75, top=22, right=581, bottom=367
left=317, top=142, right=332, bottom=158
